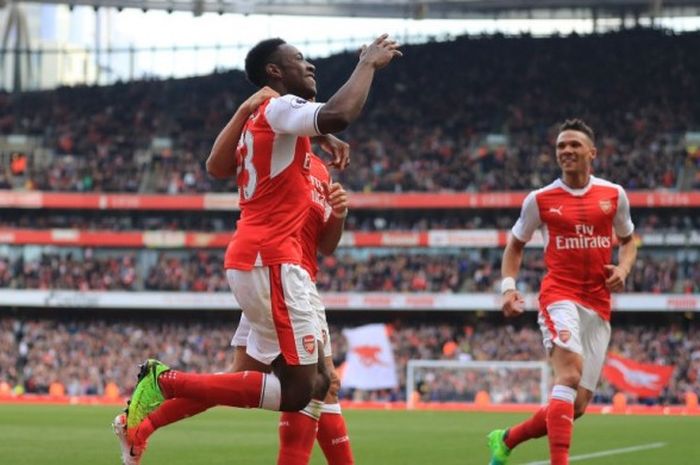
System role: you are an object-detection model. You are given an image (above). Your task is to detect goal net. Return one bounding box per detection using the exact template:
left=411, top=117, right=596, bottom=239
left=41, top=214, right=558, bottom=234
left=406, top=360, right=550, bottom=409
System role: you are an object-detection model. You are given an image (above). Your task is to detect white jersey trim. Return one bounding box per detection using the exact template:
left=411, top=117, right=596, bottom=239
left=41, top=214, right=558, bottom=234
left=265, top=94, right=324, bottom=137
left=613, top=185, right=634, bottom=238
left=511, top=189, right=544, bottom=243
left=553, top=176, right=596, bottom=196
left=269, top=134, right=297, bottom=178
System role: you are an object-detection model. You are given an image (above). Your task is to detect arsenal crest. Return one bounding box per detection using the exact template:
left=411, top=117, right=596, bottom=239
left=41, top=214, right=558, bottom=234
left=559, top=330, right=571, bottom=343
left=302, top=335, right=316, bottom=354
left=599, top=199, right=612, bottom=214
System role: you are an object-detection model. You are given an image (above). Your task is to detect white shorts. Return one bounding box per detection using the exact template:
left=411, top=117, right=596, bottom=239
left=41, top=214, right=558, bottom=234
left=226, top=264, right=322, bottom=366
left=538, top=300, right=611, bottom=391
left=232, top=282, right=332, bottom=357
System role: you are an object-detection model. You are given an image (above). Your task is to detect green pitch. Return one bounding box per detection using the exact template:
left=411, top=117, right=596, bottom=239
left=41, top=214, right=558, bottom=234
left=0, top=404, right=698, bottom=465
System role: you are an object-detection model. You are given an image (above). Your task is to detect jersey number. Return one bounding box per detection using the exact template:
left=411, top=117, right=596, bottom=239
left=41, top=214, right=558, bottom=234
left=239, top=130, right=257, bottom=200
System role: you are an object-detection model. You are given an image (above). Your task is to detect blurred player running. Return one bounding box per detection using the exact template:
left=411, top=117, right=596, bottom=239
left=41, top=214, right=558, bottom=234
left=487, top=119, right=638, bottom=465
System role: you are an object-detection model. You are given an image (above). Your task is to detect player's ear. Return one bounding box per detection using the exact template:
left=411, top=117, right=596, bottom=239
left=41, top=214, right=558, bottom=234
left=266, top=63, right=283, bottom=81
left=589, top=145, right=597, bottom=160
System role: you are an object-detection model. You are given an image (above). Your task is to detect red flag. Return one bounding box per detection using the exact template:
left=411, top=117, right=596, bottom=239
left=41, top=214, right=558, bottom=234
left=602, top=353, right=675, bottom=397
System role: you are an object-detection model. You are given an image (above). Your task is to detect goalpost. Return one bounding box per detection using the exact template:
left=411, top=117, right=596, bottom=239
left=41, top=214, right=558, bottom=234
left=406, top=360, right=550, bottom=409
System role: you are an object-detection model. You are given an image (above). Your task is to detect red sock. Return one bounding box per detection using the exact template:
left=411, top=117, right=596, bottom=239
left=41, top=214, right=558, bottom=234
left=277, top=411, right=319, bottom=465
left=317, top=405, right=354, bottom=465
left=132, top=398, right=214, bottom=446
left=504, top=406, right=548, bottom=450
left=547, top=386, right=576, bottom=465
left=158, top=370, right=280, bottom=410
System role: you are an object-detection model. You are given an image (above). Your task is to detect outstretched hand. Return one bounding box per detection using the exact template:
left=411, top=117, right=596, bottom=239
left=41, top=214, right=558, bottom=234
left=359, top=34, right=403, bottom=70
left=502, top=290, right=525, bottom=318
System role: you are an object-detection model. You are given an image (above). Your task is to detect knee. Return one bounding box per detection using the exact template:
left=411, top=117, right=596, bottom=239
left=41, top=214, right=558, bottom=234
left=556, top=372, right=581, bottom=389
left=279, top=378, right=313, bottom=412
left=280, top=388, right=312, bottom=412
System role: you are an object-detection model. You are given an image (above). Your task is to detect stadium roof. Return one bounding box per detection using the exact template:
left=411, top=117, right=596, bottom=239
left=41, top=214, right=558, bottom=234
left=6, top=0, right=700, bottom=19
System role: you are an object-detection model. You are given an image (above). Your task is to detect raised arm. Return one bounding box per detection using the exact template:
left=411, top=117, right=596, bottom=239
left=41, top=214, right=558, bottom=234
left=316, top=34, right=402, bottom=134
left=206, top=86, right=279, bottom=179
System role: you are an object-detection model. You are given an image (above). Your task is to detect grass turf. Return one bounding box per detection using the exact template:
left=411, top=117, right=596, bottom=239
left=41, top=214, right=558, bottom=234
left=0, top=404, right=698, bottom=464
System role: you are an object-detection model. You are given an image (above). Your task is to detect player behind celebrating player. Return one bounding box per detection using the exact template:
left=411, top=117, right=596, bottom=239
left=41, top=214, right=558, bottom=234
left=116, top=35, right=399, bottom=464
left=230, top=152, right=353, bottom=465
left=487, top=119, right=637, bottom=465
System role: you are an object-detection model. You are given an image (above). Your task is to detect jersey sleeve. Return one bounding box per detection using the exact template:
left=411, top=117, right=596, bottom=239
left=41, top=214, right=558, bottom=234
left=511, top=191, right=541, bottom=242
left=613, top=187, right=635, bottom=237
left=264, top=94, right=324, bottom=136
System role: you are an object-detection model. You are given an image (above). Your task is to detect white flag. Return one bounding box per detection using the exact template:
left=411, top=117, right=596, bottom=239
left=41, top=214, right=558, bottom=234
left=342, top=323, right=398, bottom=390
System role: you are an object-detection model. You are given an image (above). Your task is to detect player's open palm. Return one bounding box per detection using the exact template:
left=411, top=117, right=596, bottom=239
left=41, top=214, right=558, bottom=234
left=359, top=34, right=403, bottom=69
left=604, top=264, right=627, bottom=292
left=502, top=290, right=525, bottom=318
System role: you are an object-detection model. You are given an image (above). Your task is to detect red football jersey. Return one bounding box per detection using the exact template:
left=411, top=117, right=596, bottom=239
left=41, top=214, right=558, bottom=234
left=224, top=95, right=325, bottom=270
left=301, top=154, right=332, bottom=282
left=512, top=176, right=634, bottom=320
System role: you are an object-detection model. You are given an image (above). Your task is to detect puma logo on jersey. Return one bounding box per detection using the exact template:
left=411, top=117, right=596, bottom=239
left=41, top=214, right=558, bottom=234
left=549, top=206, right=564, bottom=216
left=560, top=415, right=574, bottom=424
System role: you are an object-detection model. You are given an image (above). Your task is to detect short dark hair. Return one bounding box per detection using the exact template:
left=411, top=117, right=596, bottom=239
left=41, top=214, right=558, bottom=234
left=559, top=118, right=595, bottom=144
left=244, top=38, right=286, bottom=88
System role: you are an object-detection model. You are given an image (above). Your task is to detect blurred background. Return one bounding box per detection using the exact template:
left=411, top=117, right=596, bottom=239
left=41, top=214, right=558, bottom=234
left=1, top=0, right=699, bottom=411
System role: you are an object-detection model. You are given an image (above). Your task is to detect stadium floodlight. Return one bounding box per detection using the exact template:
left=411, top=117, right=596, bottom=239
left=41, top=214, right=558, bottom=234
left=406, top=360, right=549, bottom=410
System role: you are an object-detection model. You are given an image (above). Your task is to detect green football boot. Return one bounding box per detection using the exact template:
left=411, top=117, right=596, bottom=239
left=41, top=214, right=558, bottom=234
left=126, top=359, right=170, bottom=430
left=487, top=429, right=511, bottom=465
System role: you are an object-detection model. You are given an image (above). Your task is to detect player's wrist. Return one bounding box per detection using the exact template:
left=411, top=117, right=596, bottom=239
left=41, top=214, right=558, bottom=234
left=331, top=208, right=348, bottom=219
left=500, top=277, right=517, bottom=295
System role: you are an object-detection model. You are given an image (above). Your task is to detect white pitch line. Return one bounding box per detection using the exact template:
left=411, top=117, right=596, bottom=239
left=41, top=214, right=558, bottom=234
left=521, top=442, right=667, bottom=465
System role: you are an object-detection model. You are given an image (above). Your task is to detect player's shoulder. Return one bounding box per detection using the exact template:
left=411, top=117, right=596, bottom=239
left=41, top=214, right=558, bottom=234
left=265, top=94, right=311, bottom=113
left=589, top=175, right=626, bottom=193
left=248, top=97, right=276, bottom=128
left=526, top=179, right=562, bottom=202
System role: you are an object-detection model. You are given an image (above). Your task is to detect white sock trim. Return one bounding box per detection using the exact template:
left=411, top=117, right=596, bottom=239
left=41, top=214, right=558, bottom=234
left=321, top=403, right=342, bottom=415
left=300, top=399, right=323, bottom=421
left=551, top=384, right=577, bottom=404
left=260, top=374, right=282, bottom=411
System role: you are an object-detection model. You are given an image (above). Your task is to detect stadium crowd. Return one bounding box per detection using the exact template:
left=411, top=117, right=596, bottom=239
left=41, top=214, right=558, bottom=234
left=1, top=250, right=698, bottom=293
left=1, top=28, right=699, bottom=193
left=2, top=210, right=699, bottom=232
left=0, top=317, right=696, bottom=406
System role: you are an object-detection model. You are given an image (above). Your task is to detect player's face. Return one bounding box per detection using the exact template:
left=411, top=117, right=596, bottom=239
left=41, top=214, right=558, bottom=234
left=555, top=130, right=596, bottom=176
left=276, top=44, right=317, bottom=100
